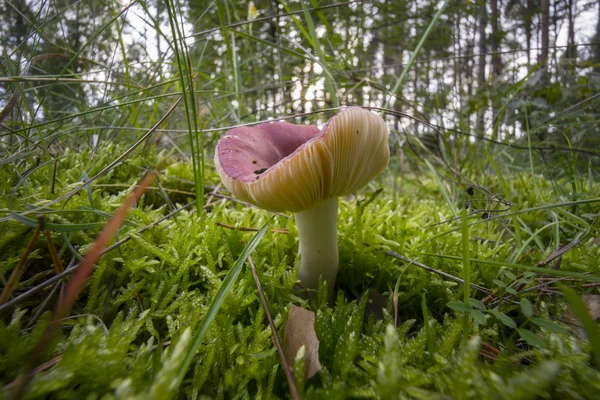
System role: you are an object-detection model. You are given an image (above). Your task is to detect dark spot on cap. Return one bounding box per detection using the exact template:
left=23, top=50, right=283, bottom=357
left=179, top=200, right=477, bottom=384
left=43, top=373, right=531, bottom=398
left=254, top=168, right=267, bottom=175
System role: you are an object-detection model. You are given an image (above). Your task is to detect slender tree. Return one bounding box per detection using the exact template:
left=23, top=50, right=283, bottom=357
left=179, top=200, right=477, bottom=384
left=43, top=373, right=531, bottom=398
left=594, top=0, right=600, bottom=72
left=490, top=0, right=502, bottom=79
left=540, top=0, right=550, bottom=78
left=526, top=0, right=535, bottom=66
left=476, top=0, right=487, bottom=135
left=567, top=0, right=576, bottom=60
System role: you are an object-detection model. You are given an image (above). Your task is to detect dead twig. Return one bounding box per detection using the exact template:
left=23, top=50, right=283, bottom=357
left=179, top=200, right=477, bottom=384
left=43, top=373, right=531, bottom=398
left=536, top=238, right=580, bottom=267
left=479, top=349, right=498, bottom=360
left=248, top=256, right=299, bottom=400
left=43, top=230, right=64, bottom=276
left=3, top=355, right=63, bottom=391
left=216, top=221, right=289, bottom=234
left=0, top=218, right=43, bottom=304
left=206, top=182, right=222, bottom=206
left=385, top=250, right=492, bottom=295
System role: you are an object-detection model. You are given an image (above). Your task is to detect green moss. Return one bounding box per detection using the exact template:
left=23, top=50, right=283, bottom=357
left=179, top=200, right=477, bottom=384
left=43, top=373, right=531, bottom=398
left=1, top=145, right=599, bottom=399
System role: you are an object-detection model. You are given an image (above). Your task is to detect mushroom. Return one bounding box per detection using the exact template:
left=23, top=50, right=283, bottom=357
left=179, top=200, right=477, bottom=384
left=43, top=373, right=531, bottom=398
left=215, top=107, right=390, bottom=299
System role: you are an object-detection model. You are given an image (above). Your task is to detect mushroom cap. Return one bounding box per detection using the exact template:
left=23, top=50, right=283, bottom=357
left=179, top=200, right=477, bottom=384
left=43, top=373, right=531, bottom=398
left=215, top=107, right=390, bottom=212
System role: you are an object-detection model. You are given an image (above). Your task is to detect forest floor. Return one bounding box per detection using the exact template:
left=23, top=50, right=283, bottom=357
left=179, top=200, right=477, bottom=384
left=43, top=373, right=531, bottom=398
left=1, top=144, right=599, bottom=399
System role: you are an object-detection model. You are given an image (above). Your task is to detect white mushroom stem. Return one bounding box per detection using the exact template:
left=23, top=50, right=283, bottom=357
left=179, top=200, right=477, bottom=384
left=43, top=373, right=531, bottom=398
left=294, top=197, right=339, bottom=299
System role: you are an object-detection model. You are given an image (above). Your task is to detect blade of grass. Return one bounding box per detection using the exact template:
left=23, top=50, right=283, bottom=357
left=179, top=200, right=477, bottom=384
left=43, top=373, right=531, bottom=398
left=4, top=96, right=182, bottom=221
left=420, top=197, right=600, bottom=245
left=508, top=221, right=561, bottom=264
left=384, top=1, right=448, bottom=108
left=170, top=222, right=270, bottom=399
left=300, top=1, right=338, bottom=107
left=484, top=148, right=522, bottom=248
left=248, top=256, right=299, bottom=400
left=112, top=6, right=138, bottom=128
left=165, top=0, right=204, bottom=212
left=425, top=159, right=458, bottom=218
left=422, top=253, right=600, bottom=283
left=11, top=171, right=157, bottom=398
left=462, top=208, right=471, bottom=336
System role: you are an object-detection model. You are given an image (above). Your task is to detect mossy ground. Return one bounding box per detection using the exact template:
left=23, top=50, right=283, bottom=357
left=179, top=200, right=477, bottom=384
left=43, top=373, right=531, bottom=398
left=1, top=145, right=599, bottom=399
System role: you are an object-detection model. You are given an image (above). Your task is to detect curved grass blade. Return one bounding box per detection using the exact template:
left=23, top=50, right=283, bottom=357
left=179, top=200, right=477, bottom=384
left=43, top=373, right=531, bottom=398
left=421, top=197, right=600, bottom=245
left=170, top=221, right=270, bottom=399
left=9, top=171, right=157, bottom=398
left=384, top=1, right=448, bottom=108
left=426, top=159, right=458, bottom=218
left=423, top=253, right=600, bottom=283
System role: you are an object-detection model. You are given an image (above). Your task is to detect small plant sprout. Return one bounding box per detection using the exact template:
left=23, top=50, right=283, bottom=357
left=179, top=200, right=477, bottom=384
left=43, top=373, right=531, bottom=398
left=215, top=107, right=390, bottom=299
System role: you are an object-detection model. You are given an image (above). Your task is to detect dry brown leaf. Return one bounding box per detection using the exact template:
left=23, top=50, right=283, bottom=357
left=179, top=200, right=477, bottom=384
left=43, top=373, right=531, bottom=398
left=563, top=294, right=600, bottom=340
left=284, top=305, right=322, bottom=379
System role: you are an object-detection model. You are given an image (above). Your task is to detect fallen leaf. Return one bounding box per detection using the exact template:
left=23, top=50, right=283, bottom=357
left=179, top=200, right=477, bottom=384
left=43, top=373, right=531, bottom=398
left=284, top=305, right=322, bottom=379
left=563, top=294, right=600, bottom=340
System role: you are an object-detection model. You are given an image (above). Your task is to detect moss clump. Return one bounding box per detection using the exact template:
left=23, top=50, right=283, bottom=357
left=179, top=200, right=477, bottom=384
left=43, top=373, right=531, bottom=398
left=1, top=145, right=599, bottom=399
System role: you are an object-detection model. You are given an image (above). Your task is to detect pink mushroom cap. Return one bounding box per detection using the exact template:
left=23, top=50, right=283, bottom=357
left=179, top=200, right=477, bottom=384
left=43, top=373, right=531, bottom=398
left=215, top=107, right=390, bottom=213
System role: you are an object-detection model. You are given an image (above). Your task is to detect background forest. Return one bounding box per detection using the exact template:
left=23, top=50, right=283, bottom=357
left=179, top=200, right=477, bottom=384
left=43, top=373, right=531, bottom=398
left=1, top=0, right=600, bottom=399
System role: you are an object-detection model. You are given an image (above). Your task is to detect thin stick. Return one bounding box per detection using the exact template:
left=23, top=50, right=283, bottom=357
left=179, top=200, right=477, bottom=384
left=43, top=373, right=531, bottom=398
left=479, top=349, right=498, bottom=360
left=206, top=182, right=222, bottom=206
left=3, top=356, right=63, bottom=391
left=248, top=256, right=299, bottom=400
left=216, top=222, right=289, bottom=234
left=385, top=250, right=492, bottom=295
left=0, top=220, right=42, bottom=304
left=535, top=237, right=580, bottom=267
left=25, top=282, right=61, bottom=329
left=44, top=230, right=64, bottom=276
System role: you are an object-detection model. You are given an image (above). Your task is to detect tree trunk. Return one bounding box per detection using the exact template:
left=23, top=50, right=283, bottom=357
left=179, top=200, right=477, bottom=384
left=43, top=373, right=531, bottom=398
left=476, top=1, right=487, bottom=135
left=490, top=0, right=501, bottom=79
left=455, top=11, right=463, bottom=113
left=566, top=0, right=576, bottom=60
left=593, top=0, right=600, bottom=72
left=526, top=0, right=534, bottom=66
left=539, top=0, right=550, bottom=78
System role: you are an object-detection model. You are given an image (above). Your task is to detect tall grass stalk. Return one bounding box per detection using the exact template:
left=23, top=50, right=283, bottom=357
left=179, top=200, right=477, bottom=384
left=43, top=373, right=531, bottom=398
left=165, top=0, right=204, bottom=212
left=461, top=207, right=471, bottom=338
left=171, top=223, right=269, bottom=399
left=384, top=1, right=448, bottom=108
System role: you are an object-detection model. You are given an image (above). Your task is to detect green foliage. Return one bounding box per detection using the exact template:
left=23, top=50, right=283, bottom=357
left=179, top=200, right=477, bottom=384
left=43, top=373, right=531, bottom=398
left=2, top=0, right=600, bottom=398
left=1, top=144, right=599, bottom=398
